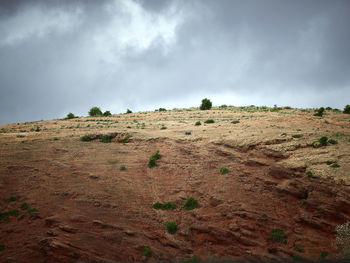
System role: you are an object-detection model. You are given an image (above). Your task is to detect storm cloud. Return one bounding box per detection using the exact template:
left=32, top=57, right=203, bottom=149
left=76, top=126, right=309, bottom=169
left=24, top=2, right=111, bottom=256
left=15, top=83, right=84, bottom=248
left=0, top=0, right=349, bottom=124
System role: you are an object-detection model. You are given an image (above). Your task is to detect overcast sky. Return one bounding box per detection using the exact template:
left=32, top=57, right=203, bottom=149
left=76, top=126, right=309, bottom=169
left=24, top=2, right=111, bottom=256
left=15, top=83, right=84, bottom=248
left=0, top=0, right=349, bottom=125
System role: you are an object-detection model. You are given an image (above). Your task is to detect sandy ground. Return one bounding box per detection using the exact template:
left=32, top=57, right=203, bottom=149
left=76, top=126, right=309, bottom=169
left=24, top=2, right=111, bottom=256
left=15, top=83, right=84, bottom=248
left=0, top=106, right=349, bottom=262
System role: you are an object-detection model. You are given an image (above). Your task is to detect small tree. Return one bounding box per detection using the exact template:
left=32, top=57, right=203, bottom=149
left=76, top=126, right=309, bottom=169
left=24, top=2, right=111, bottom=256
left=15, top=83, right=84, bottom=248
left=103, top=110, right=112, bottom=116
left=200, top=98, right=212, bottom=110
left=65, top=112, right=76, bottom=119
left=126, top=109, right=132, bottom=114
left=314, top=107, right=325, bottom=117
left=344, top=105, right=350, bottom=114
left=89, top=106, right=103, bottom=117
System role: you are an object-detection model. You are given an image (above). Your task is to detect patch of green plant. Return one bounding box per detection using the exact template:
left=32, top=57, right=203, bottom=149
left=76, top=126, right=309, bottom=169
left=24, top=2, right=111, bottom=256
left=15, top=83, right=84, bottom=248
left=326, top=161, right=333, bottom=165
left=141, top=246, right=152, bottom=258
left=344, top=105, right=350, bottom=114
left=261, top=213, right=268, bottom=220
left=152, top=201, right=176, bottom=210
left=319, top=136, right=328, bottom=146
left=295, top=245, right=304, bottom=252
left=158, top=108, right=167, bottom=112
left=292, top=253, right=303, bottom=261
left=166, top=221, right=178, bottom=234
left=300, top=200, right=307, bottom=206
left=221, top=212, right=227, bottom=217
left=148, top=150, right=161, bottom=168
left=65, top=112, right=76, bottom=119
left=220, top=166, right=229, bottom=175
left=0, top=211, right=9, bottom=222
left=120, top=165, right=126, bottom=170
left=8, top=209, right=19, bottom=217
left=108, top=160, right=118, bottom=164
left=16, top=135, right=25, bottom=138
left=18, top=214, right=26, bottom=220
left=195, top=121, right=201, bottom=126
left=328, top=139, right=338, bottom=144
left=330, top=163, right=340, bottom=168
left=20, top=202, right=29, bottom=210
left=35, top=126, right=41, bottom=132
left=183, top=197, right=198, bottom=210
left=160, top=125, right=167, bottom=130
left=28, top=208, right=38, bottom=214
left=306, top=171, right=313, bottom=178
left=126, top=109, right=132, bottom=114
left=314, top=107, right=325, bottom=117
left=292, top=134, right=302, bottom=138
left=324, top=120, right=329, bottom=124
left=268, top=228, right=286, bottom=243
left=5, top=195, right=17, bottom=202
left=320, top=251, right=328, bottom=259
left=89, top=106, right=103, bottom=117
left=100, top=135, right=111, bottom=143
left=103, top=110, right=112, bottom=116
left=204, top=119, right=215, bottom=124
left=200, top=98, right=212, bottom=110
left=53, top=137, right=59, bottom=140
left=81, top=135, right=92, bottom=142
left=281, top=132, right=287, bottom=136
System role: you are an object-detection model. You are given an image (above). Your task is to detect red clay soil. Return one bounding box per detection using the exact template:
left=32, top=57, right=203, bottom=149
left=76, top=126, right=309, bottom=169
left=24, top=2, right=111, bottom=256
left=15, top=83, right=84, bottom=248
left=0, top=107, right=350, bottom=262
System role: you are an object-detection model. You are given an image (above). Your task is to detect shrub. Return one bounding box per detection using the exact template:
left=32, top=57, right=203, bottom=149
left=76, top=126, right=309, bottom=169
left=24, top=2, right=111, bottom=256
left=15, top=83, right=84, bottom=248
left=231, top=120, right=240, bottom=124
left=9, top=209, right=19, bottom=217
left=261, top=213, right=268, bottom=220
left=268, top=228, right=286, bottom=243
left=5, top=195, right=17, bottom=202
left=100, top=135, right=111, bottom=143
left=20, top=202, right=29, bottom=210
left=126, top=109, right=132, bottom=114
left=148, top=150, right=161, bottom=168
left=320, top=251, right=329, bottom=259
left=183, top=197, right=198, bottom=210
left=326, top=161, right=333, bottom=165
left=159, top=108, right=166, bottom=112
left=295, top=245, right=304, bottom=252
left=35, top=126, right=41, bottom=132
left=89, top=106, right=103, bottom=117
left=141, top=246, right=152, bottom=258
left=200, top=98, right=212, bottom=110
left=328, top=139, right=338, bottom=144
left=220, top=166, right=229, bottom=175
left=221, top=212, right=227, bottom=217
left=81, top=135, right=92, bottom=142
left=103, top=110, right=112, bottom=116
left=195, top=121, right=201, bottom=126
left=331, top=163, right=340, bottom=168
left=0, top=211, right=9, bottom=222
left=120, top=165, right=126, bottom=170
left=319, top=136, right=328, bottom=146
left=314, top=107, right=325, bottom=117
left=160, top=125, right=167, bottom=130
left=300, top=199, right=307, bottom=206
left=344, top=105, right=350, bottom=114
left=152, top=202, right=163, bottom=209
left=204, top=119, right=215, bottom=124
left=292, top=134, right=302, bottom=138
left=152, top=201, right=176, bottom=210
left=65, top=112, right=76, bottom=119
left=306, top=171, right=313, bottom=178
left=166, top=221, right=178, bottom=234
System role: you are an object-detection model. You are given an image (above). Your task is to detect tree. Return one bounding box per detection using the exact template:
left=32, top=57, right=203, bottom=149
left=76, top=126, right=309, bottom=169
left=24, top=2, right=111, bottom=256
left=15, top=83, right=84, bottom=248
left=89, top=106, right=103, bottom=117
left=344, top=105, right=350, bottom=114
left=103, top=110, right=112, bottom=116
left=126, top=109, right=132, bottom=114
left=65, top=112, right=76, bottom=119
left=200, top=98, right=212, bottom=110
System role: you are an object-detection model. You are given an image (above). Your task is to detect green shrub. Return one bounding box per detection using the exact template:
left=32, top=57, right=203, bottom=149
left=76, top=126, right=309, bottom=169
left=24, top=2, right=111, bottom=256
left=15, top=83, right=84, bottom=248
left=103, top=110, right=112, bottom=116
left=306, top=171, right=313, bottom=178
left=319, top=136, right=328, bottom=146
left=183, top=197, right=198, bottom=210
left=126, top=109, right=132, bottom=114
left=20, top=202, right=29, bottom=210
left=320, top=251, right=329, bottom=259
left=204, top=119, right=214, bottom=124
left=344, top=105, right=350, bottom=114
left=160, top=125, right=167, bottom=130
left=326, top=161, right=333, bottom=165
left=100, top=135, right=111, bottom=143
left=221, top=212, right=227, bottom=217
left=5, top=195, right=17, bottom=202
left=0, top=211, right=9, bottom=222
left=268, top=228, right=286, bottom=243
left=152, top=202, right=163, bottom=209
left=141, top=246, right=152, bottom=258
left=81, top=135, right=92, bottom=142
left=166, top=221, right=178, bottom=234
left=331, top=163, right=340, bottom=168
left=261, top=213, right=268, bottom=220
left=314, top=107, right=325, bottom=117
left=292, top=134, right=302, bottom=138
left=53, top=137, right=59, bottom=140
left=9, top=209, right=19, bottom=217
left=328, top=139, right=338, bottom=144
left=89, top=106, right=103, bottom=117
left=120, top=165, right=126, bottom=170
left=35, top=126, right=41, bottom=132
left=159, top=108, right=167, bottom=112
left=200, top=98, right=212, bottom=110
left=65, top=112, right=76, bottom=119
left=148, top=150, right=161, bottom=168
left=195, top=121, right=201, bottom=126
left=28, top=208, right=38, bottom=214
left=152, top=201, right=176, bottom=210
left=300, top=200, right=307, bottom=206
left=220, top=166, right=229, bottom=175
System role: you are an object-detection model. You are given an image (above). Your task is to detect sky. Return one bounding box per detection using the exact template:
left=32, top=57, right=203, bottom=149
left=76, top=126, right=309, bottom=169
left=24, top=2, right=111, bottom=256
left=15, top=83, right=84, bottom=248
left=0, top=0, right=349, bottom=125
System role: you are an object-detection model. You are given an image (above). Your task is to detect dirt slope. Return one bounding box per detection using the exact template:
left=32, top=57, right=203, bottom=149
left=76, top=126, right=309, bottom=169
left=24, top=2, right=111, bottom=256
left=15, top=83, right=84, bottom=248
left=0, top=107, right=350, bottom=262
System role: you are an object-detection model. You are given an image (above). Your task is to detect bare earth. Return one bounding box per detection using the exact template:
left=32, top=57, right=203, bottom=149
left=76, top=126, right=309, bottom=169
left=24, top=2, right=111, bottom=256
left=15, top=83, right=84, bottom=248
left=0, top=107, right=350, bottom=262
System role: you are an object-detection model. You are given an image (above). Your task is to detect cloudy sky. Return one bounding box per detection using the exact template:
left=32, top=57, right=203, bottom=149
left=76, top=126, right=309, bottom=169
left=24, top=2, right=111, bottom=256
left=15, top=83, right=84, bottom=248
left=0, top=0, right=349, bottom=125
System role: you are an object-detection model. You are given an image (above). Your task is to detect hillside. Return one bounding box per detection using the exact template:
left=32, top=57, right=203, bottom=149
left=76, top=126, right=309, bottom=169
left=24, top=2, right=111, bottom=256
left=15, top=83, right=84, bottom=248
left=1, top=106, right=350, bottom=262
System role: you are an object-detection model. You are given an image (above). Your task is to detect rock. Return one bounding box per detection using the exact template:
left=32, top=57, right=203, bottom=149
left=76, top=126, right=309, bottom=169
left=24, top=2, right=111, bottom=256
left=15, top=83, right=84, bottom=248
left=59, top=225, right=78, bottom=233
left=267, top=165, right=294, bottom=179
left=45, top=215, right=61, bottom=227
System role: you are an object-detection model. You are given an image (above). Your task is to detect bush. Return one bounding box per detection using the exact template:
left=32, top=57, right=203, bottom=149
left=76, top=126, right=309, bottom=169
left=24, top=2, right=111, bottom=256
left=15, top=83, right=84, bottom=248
left=152, top=201, right=176, bottom=210
left=204, top=119, right=215, bottom=124
left=148, top=150, right=161, bottom=168
left=314, top=107, right=325, bottom=117
left=195, top=121, right=201, bottom=126
left=320, top=251, right=329, bottom=259
left=100, top=135, right=111, bottom=143
left=159, top=108, right=167, bottom=112
left=120, top=165, right=126, bottom=170
left=220, top=166, right=229, bottom=175
left=306, top=171, right=313, bottom=178
left=81, top=135, right=92, bottom=142
left=126, top=109, right=132, bottom=114
left=319, top=136, right=328, bottom=146
left=141, top=246, right=152, bottom=258
left=200, top=98, right=212, bottom=110
left=5, top=195, right=17, bottom=202
left=183, top=197, right=198, bottom=210
left=103, top=110, right=112, bottom=116
left=166, top=221, right=178, bottom=234
left=344, top=105, right=350, bottom=114
left=300, top=199, right=307, bottom=206
left=328, top=139, right=338, bottom=144
left=65, top=112, right=76, bottom=119
left=292, top=134, right=302, bottom=138
left=89, top=106, right=103, bottom=117
left=331, top=163, right=340, bottom=168
left=160, top=125, right=167, bottom=130
left=20, top=202, right=29, bottom=210
left=261, top=213, right=268, bottom=220
left=268, top=228, right=286, bottom=243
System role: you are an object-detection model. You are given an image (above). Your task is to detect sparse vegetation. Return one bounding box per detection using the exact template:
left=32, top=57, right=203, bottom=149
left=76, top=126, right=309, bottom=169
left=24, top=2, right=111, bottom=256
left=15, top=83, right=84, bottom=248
left=200, top=98, right=212, bottom=110
left=141, top=246, right=152, bottom=258
left=81, top=135, right=92, bottom=142
left=292, top=253, right=303, bottom=261
left=9, top=209, right=19, bottom=217
left=0, top=244, right=5, bottom=251
left=103, top=110, right=112, bottom=116
left=314, top=107, right=325, bottom=117
left=261, top=213, right=268, bottom=220
left=204, top=119, right=215, bottom=124
left=330, top=163, right=340, bottom=168
left=20, top=202, right=29, bottom=210
left=158, top=108, right=167, bottom=112
left=195, top=121, right=201, bottom=126
left=126, top=109, right=132, bottom=114
left=320, top=251, right=329, bottom=259
left=220, top=166, right=229, bottom=175
left=183, top=197, right=198, bottom=210
left=65, top=112, right=76, bottom=119
left=89, top=106, right=103, bottom=117
left=152, top=201, right=176, bottom=210
left=100, top=135, right=111, bottom=143
left=184, top=255, right=199, bottom=263
left=268, top=228, right=286, bottom=243
left=300, top=199, right=307, bottom=206
left=306, top=171, right=314, bottom=178
left=120, top=165, right=126, bottom=170
left=148, top=150, right=161, bottom=168
left=166, top=221, right=178, bottom=234
left=319, top=136, right=328, bottom=146
left=292, top=134, right=302, bottom=138
left=160, top=124, right=167, bottom=130
left=5, top=195, right=17, bottom=202
left=328, top=139, right=338, bottom=145
left=344, top=105, right=350, bottom=114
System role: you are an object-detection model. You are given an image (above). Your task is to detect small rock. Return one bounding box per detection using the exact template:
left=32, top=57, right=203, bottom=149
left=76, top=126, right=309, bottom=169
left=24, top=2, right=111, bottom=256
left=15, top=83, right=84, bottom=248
left=59, top=225, right=78, bottom=233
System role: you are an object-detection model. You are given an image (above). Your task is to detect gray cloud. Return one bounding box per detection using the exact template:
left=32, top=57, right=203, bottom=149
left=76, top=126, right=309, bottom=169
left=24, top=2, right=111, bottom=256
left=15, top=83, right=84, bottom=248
left=0, top=0, right=349, bottom=125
